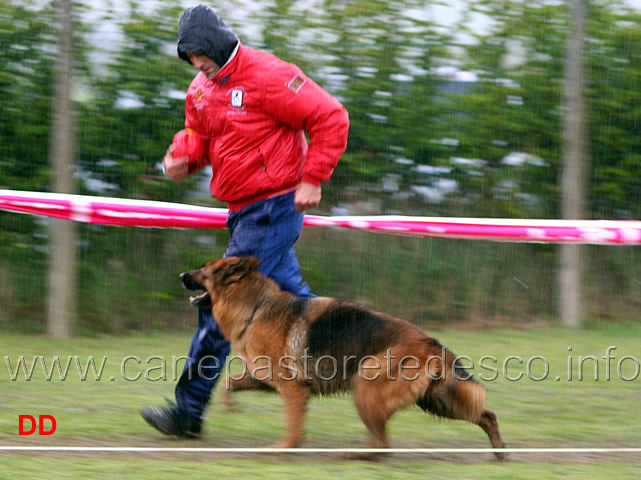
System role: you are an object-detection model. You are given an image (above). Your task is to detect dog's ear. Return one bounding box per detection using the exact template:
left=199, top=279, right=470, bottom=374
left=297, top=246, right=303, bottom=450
left=220, top=256, right=260, bottom=285
left=244, top=256, right=261, bottom=272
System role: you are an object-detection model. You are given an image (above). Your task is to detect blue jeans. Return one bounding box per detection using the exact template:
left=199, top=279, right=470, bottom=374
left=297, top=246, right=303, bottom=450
left=175, top=192, right=314, bottom=418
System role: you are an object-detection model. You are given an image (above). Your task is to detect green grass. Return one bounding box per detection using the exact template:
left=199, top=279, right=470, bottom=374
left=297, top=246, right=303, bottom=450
left=1, top=325, right=640, bottom=479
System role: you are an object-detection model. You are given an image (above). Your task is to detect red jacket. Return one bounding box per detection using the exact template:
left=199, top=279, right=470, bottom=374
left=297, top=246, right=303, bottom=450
left=179, top=44, right=349, bottom=212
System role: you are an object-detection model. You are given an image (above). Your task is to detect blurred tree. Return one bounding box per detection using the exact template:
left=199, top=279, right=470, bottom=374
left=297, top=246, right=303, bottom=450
left=588, top=3, right=641, bottom=218
left=0, top=2, right=55, bottom=192
left=452, top=2, right=567, bottom=218
left=0, top=2, right=56, bottom=328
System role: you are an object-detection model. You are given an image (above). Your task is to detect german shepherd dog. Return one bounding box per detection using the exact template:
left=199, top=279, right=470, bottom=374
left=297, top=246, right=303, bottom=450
left=180, top=256, right=506, bottom=459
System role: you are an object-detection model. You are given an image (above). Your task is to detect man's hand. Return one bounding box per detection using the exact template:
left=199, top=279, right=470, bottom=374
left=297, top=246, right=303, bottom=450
left=294, top=181, right=321, bottom=212
left=162, top=144, right=189, bottom=182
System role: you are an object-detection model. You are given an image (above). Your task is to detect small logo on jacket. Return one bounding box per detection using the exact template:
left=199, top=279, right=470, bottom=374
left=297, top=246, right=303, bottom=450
left=231, top=89, right=243, bottom=107
left=227, top=86, right=248, bottom=115
left=194, top=87, right=205, bottom=110
left=288, top=75, right=306, bottom=93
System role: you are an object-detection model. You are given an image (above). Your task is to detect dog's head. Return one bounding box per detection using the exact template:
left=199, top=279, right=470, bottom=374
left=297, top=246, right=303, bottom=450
left=179, top=256, right=261, bottom=306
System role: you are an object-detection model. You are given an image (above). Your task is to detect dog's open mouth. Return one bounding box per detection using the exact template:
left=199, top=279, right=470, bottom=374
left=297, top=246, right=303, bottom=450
left=179, top=271, right=211, bottom=307
left=188, top=291, right=211, bottom=307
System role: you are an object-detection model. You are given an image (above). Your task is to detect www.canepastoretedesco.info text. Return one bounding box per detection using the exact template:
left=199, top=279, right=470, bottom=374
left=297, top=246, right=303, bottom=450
left=3, top=346, right=640, bottom=383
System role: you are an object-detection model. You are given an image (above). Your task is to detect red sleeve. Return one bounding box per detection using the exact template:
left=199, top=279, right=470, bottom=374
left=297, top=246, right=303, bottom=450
left=181, top=76, right=211, bottom=174
left=172, top=129, right=209, bottom=174
left=263, top=64, right=349, bottom=184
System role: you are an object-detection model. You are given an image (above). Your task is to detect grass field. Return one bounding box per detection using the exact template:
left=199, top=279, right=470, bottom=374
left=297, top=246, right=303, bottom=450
left=1, top=323, right=640, bottom=479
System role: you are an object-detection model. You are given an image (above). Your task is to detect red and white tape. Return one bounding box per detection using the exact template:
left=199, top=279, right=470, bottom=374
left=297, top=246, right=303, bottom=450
left=2, top=189, right=641, bottom=244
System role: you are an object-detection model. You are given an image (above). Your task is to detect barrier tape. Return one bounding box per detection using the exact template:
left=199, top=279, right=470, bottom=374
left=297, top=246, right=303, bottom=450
left=2, top=189, right=641, bottom=244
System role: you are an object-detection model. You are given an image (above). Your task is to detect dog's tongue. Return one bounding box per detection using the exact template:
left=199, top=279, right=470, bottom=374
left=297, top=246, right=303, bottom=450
left=189, top=292, right=211, bottom=307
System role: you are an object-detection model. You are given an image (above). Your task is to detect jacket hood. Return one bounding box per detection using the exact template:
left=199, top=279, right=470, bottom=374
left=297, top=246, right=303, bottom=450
left=177, top=5, right=239, bottom=67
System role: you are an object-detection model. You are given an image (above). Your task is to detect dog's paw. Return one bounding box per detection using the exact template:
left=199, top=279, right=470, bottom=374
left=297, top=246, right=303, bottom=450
left=265, top=440, right=299, bottom=450
left=339, top=450, right=388, bottom=461
left=493, top=444, right=509, bottom=461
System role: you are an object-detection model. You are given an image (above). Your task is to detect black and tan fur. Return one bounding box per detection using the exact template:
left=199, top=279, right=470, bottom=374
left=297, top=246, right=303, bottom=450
left=180, top=256, right=506, bottom=458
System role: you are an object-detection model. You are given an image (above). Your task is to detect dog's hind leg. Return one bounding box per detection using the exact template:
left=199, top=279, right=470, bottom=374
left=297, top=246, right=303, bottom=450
left=419, top=376, right=507, bottom=460
left=476, top=409, right=507, bottom=461
left=348, top=383, right=392, bottom=459
left=356, top=407, right=389, bottom=449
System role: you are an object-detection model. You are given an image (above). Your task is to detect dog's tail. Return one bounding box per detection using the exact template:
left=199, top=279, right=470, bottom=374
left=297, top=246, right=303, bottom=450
left=416, top=342, right=486, bottom=423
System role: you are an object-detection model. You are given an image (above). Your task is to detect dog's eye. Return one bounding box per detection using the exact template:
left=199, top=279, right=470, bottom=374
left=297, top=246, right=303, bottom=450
left=200, top=267, right=218, bottom=279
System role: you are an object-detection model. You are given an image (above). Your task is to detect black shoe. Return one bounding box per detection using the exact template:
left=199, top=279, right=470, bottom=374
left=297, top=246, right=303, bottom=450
left=140, top=401, right=202, bottom=439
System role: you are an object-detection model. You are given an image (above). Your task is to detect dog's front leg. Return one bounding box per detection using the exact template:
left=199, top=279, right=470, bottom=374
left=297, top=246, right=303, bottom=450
left=268, top=381, right=310, bottom=449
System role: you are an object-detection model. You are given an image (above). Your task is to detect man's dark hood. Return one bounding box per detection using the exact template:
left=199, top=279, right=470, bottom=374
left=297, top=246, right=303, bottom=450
left=177, top=5, right=239, bottom=67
